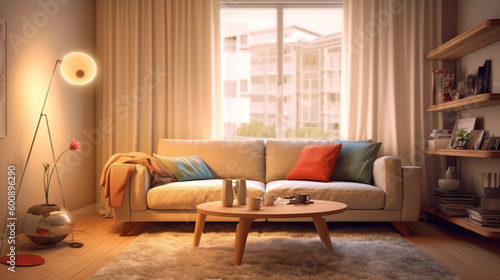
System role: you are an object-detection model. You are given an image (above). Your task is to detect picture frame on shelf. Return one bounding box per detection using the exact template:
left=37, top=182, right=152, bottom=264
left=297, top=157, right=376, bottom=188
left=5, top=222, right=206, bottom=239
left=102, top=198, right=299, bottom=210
left=481, top=135, right=490, bottom=150
left=486, top=136, right=500, bottom=150
left=448, top=118, right=476, bottom=149
left=465, top=74, right=476, bottom=96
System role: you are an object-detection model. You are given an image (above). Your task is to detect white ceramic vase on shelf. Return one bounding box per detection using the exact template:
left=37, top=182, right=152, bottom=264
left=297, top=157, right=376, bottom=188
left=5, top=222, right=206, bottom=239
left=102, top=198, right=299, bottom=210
left=221, top=179, right=234, bottom=207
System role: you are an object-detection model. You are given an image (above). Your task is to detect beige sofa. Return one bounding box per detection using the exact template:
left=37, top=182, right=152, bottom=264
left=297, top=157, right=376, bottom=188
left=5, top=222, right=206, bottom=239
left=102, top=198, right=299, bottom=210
left=111, top=139, right=421, bottom=236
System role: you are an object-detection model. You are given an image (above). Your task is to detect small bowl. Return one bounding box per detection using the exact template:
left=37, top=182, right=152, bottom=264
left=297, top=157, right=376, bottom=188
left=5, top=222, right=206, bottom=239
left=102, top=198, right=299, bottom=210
left=438, top=179, right=460, bottom=191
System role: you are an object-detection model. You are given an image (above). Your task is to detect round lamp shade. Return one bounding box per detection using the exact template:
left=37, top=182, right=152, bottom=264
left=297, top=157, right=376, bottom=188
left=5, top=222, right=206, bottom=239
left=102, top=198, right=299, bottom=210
left=60, top=52, right=97, bottom=85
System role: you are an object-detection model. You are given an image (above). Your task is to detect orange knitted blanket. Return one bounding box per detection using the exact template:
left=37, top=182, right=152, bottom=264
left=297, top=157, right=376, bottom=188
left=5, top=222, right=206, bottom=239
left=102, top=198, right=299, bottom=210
left=100, top=152, right=176, bottom=207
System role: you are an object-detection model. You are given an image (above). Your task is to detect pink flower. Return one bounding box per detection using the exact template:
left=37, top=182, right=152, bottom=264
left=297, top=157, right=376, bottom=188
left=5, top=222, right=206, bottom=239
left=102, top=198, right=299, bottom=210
left=69, top=139, right=81, bottom=151
left=43, top=139, right=81, bottom=205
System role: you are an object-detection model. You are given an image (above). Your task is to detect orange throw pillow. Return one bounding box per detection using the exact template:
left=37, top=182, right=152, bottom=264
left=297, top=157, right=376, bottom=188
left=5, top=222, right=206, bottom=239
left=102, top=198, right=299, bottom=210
left=286, top=144, right=342, bottom=182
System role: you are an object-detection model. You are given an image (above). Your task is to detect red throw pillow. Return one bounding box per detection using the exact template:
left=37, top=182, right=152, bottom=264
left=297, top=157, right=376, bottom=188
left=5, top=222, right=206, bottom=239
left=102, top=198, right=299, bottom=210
left=286, top=144, right=342, bottom=182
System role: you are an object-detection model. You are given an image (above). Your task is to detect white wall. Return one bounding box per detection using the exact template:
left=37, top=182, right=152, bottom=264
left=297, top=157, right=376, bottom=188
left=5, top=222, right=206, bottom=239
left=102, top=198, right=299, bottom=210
left=0, top=0, right=96, bottom=235
left=448, top=0, right=500, bottom=195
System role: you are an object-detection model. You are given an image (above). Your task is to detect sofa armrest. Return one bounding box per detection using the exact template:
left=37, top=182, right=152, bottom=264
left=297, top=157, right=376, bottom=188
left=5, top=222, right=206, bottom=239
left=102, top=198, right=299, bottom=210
left=110, top=164, right=151, bottom=221
left=401, top=166, right=422, bottom=221
left=373, top=156, right=402, bottom=210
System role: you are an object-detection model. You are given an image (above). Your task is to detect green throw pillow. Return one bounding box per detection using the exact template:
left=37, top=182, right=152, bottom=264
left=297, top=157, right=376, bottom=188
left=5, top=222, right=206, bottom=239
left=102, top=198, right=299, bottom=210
left=153, top=154, right=213, bottom=181
left=330, top=141, right=382, bottom=184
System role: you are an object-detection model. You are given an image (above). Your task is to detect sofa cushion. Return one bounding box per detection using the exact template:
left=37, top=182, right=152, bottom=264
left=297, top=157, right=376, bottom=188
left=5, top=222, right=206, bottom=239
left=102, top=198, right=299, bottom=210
left=330, top=141, right=382, bottom=184
left=153, top=154, right=213, bottom=181
left=157, top=139, right=266, bottom=182
left=147, top=179, right=266, bottom=210
left=265, top=180, right=385, bottom=210
left=265, top=140, right=335, bottom=183
left=286, top=144, right=342, bottom=182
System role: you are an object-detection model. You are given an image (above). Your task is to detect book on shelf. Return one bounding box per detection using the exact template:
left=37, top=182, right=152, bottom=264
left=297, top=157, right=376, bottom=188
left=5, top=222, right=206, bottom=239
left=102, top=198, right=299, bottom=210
left=476, top=66, right=485, bottom=94
left=431, top=188, right=479, bottom=217
left=465, top=130, right=485, bottom=150
left=433, top=69, right=455, bottom=105
left=476, top=60, right=492, bottom=94
left=483, top=59, right=491, bottom=93
left=467, top=208, right=500, bottom=227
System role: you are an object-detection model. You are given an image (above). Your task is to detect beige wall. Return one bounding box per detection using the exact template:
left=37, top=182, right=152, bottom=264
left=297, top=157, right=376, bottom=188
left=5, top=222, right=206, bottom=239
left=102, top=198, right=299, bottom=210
left=454, top=0, right=500, bottom=195
left=0, top=0, right=96, bottom=234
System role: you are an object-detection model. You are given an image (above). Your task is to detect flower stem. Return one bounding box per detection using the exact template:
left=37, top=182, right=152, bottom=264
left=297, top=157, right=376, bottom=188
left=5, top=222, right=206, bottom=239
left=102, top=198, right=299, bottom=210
left=45, top=148, right=69, bottom=205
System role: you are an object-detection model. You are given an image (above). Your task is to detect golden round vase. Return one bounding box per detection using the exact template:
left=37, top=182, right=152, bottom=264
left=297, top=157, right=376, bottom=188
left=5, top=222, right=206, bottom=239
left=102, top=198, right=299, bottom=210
left=22, top=204, right=74, bottom=245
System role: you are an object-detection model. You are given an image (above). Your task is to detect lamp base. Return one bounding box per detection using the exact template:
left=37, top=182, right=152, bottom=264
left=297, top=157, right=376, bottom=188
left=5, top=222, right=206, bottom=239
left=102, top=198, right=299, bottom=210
left=0, top=254, right=45, bottom=267
left=68, top=242, right=84, bottom=248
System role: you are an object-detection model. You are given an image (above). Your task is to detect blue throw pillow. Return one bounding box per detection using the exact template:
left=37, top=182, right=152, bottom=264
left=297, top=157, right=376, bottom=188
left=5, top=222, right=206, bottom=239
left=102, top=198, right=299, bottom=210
left=153, top=154, right=213, bottom=181
left=330, top=141, right=382, bottom=184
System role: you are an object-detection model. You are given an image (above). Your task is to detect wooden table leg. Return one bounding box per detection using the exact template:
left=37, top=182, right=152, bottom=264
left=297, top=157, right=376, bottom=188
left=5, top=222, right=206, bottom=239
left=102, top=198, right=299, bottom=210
left=193, top=213, right=207, bottom=247
left=312, top=215, right=333, bottom=252
left=234, top=218, right=254, bottom=265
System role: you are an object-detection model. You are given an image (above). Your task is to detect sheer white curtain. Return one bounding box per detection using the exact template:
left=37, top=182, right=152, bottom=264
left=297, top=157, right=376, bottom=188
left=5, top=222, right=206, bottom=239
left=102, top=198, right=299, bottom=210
left=341, top=0, right=442, bottom=207
left=95, top=0, right=220, bottom=215
left=342, top=0, right=441, bottom=164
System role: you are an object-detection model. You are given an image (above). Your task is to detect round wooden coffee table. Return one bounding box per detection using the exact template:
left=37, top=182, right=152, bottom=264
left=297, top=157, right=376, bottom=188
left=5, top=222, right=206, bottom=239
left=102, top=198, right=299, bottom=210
left=193, top=200, right=347, bottom=265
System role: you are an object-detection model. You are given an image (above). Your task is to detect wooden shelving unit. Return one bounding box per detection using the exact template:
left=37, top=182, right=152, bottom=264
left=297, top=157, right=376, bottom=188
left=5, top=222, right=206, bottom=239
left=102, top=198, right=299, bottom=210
left=425, top=148, right=500, bottom=158
left=425, top=93, right=500, bottom=112
left=425, top=206, right=500, bottom=238
left=426, top=19, right=500, bottom=60
left=425, top=19, right=500, bottom=238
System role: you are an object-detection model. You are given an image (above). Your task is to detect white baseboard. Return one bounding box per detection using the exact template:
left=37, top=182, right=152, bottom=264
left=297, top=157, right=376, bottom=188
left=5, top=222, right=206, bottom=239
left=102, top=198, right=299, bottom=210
left=71, top=203, right=98, bottom=221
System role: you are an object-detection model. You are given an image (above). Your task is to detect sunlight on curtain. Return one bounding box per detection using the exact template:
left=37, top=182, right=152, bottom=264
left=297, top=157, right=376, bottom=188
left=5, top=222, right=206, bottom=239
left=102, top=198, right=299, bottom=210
left=95, top=0, right=220, bottom=216
left=341, top=0, right=442, bottom=208
left=342, top=0, right=441, bottom=163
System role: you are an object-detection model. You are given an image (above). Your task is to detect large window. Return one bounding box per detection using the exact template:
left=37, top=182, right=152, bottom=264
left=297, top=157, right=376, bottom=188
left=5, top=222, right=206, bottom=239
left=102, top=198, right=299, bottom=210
left=221, top=1, right=342, bottom=139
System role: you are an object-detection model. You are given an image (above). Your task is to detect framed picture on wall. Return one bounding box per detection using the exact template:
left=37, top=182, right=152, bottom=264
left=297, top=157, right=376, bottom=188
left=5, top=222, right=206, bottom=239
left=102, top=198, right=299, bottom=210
left=0, top=18, right=6, bottom=138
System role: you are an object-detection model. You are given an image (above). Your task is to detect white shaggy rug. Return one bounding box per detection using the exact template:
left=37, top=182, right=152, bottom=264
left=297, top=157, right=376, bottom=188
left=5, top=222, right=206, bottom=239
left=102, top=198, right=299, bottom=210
left=89, top=222, right=458, bottom=280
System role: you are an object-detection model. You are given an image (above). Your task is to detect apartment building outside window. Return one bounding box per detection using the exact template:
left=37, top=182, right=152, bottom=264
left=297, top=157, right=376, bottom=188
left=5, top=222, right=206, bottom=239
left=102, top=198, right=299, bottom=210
left=221, top=1, right=342, bottom=139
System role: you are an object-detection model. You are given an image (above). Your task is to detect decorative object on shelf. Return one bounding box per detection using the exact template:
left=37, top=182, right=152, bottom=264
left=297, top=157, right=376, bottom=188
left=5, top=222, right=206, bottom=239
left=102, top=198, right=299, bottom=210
left=445, top=166, right=458, bottom=179
left=481, top=172, right=500, bottom=212
left=465, top=74, right=476, bottom=96
left=0, top=52, right=96, bottom=266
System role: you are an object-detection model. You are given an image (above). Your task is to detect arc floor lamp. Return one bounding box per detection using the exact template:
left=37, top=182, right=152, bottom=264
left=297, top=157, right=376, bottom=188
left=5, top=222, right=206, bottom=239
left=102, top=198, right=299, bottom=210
left=0, top=52, right=97, bottom=267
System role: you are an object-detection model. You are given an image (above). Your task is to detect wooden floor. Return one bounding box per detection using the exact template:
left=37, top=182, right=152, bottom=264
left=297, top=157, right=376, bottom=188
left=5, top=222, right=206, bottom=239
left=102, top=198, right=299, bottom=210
left=1, top=212, right=500, bottom=280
